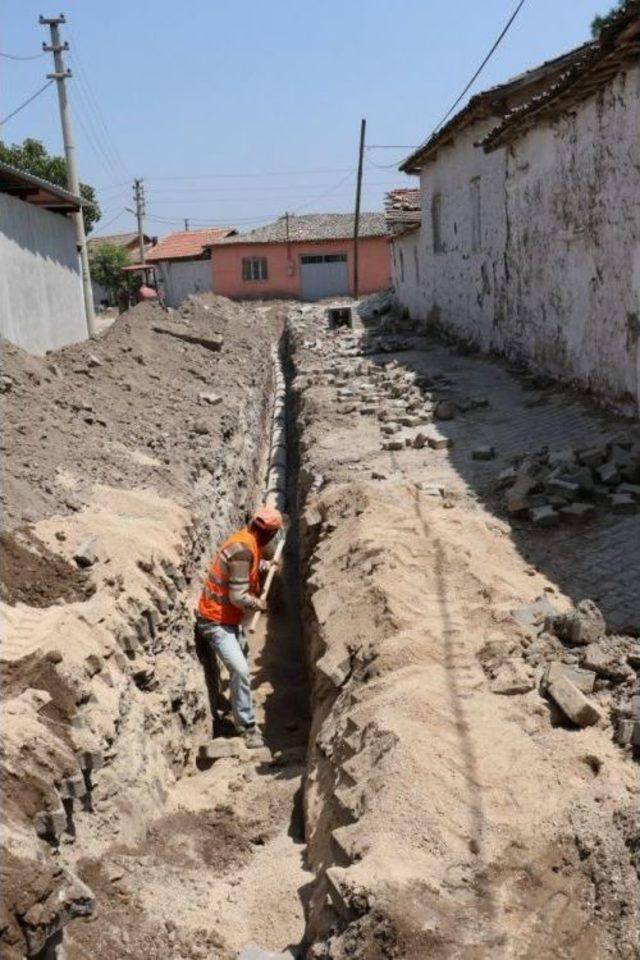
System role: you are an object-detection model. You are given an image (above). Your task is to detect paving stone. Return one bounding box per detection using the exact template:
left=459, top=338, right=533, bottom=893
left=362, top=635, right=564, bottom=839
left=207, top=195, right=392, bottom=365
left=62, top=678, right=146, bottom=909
left=547, top=673, right=602, bottom=727
left=381, top=423, right=401, bottom=435
left=547, top=478, right=580, bottom=499
left=382, top=439, right=404, bottom=451
left=529, top=505, right=559, bottom=527
left=427, top=435, right=453, bottom=450
left=609, top=493, right=637, bottom=514
left=412, top=432, right=429, bottom=449
left=541, top=661, right=596, bottom=695
left=199, top=737, right=248, bottom=761
left=472, top=445, right=496, bottom=461
left=559, top=502, right=596, bottom=524
left=596, top=461, right=620, bottom=485
left=618, top=483, right=640, bottom=501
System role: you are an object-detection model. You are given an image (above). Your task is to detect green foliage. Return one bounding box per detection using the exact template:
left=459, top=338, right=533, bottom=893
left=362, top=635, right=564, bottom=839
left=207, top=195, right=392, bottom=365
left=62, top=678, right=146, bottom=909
left=590, top=0, right=624, bottom=36
left=0, top=137, right=101, bottom=233
left=88, top=243, right=136, bottom=297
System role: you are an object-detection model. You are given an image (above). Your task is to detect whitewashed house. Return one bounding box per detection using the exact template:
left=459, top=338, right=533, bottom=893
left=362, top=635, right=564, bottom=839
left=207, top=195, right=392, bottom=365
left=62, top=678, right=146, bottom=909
left=394, top=2, right=640, bottom=408
left=384, top=188, right=422, bottom=319
left=146, top=227, right=236, bottom=308
left=0, top=161, right=87, bottom=354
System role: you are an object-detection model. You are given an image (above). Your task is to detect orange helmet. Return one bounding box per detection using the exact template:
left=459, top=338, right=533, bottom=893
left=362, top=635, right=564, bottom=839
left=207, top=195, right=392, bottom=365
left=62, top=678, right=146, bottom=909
left=251, top=506, right=284, bottom=533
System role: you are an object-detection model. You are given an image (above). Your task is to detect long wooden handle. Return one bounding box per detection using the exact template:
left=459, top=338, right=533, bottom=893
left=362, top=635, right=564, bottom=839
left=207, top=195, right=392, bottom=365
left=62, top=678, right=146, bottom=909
left=247, top=533, right=286, bottom=634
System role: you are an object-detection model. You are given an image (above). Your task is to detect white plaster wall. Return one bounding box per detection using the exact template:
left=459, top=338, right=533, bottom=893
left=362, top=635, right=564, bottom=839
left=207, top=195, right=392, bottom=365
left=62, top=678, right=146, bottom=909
left=159, top=258, right=213, bottom=308
left=396, top=67, right=640, bottom=408
left=504, top=65, right=640, bottom=406
left=390, top=231, right=424, bottom=318
left=0, top=194, right=86, bottom=354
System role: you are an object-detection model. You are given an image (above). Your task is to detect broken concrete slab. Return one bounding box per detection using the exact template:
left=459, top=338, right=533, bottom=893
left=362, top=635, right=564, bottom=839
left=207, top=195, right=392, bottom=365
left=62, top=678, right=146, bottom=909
left=382, top=439, right=404, bottom=451
left=541, top=661, right=596, bottom=695
left=529, top=505, right=559, bottom=527
left=427, top=434, right=453, bottom=450
left=490, top=660, right=535, bottom=695
left=559, top=502, right=595, bottom=524
left=609, top=493, right=637, bottom=514
left=554, top=599, right=605, bottom=646
left=512, top=597, right=557, bottom=637
left=547, top=673, right=602, bottom=727
left=596, top=461, right=620, bottom=485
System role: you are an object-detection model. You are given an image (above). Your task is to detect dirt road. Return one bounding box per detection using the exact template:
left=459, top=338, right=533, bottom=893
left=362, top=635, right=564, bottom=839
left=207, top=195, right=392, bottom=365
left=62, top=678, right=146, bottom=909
left=1, top=294, right=638, bottom=959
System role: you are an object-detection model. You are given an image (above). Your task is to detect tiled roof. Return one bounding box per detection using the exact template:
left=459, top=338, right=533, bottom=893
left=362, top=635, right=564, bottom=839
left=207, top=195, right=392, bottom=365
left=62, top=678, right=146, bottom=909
left=384, top=189, right=421, bottom=237
left=400, top=42, right=594, bottom=173
left=482, top=0, right=639, bottom=151
left=0, top=160, right=83, bottom=212
left=211, top=212, right=387, bottom=246
left=146, top=227, right=235, bottom=261
left=87, top=232, right=148, bottom=250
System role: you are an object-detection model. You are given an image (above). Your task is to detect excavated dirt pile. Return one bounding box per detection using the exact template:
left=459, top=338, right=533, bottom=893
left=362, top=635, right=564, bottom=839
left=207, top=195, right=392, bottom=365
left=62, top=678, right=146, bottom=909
left=0, top=296, right=285, bottom=958
left=288, top=304, right=640, bottom=959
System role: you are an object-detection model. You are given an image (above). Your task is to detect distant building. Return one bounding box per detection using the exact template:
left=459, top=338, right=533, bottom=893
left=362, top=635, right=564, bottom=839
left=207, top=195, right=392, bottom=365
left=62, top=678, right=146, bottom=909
left=384, top=189, right=422, bottom=319
left=209, top=213, right=391, bottom=301
left=146, top=228, right=236, bottom=308
left=87, top=231, right=152, bottom=309
left=394, top=2, right=640, bottom=407
left=0, top=160, right=86, bottom=354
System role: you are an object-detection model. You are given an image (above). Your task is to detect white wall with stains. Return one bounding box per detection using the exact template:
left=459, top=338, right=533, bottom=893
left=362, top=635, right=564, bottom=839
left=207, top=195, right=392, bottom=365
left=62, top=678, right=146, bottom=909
left=395, top=65, right=640, bottom=409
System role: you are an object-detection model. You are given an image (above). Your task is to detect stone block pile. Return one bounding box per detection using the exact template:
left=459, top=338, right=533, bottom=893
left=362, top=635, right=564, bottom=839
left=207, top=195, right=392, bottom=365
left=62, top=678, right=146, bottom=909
left=501, top=439, right=640, bottom=526
left=489, top=596, right=640, bottom=749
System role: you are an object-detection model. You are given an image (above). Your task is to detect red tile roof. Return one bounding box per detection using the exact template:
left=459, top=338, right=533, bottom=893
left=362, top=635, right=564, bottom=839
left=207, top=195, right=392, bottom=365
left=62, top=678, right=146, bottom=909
left=146, top=227, right=235, bottom=262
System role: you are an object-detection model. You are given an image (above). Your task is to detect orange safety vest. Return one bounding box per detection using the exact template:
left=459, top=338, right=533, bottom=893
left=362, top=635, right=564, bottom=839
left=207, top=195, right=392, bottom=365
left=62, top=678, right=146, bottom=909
left=198, top=528, right=260, bottom=626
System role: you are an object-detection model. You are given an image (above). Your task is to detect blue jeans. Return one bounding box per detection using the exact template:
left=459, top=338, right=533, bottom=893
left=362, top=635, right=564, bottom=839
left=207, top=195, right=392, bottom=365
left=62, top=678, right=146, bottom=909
left=197, top=620, right=254, bottom=730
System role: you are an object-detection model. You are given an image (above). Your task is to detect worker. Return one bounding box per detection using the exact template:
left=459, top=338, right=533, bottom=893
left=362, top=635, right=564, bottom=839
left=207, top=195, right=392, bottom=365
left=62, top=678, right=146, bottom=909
left=195, top=506, right=284, bottom=749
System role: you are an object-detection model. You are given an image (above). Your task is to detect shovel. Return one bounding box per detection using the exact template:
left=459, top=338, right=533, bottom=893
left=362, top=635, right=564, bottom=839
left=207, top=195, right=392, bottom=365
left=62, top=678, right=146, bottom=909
left=247, top=525, right=287, bottom=634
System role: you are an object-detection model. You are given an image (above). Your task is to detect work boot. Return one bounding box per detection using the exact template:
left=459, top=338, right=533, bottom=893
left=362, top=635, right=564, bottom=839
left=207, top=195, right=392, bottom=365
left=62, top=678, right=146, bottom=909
left=242, top=725, right=265, bottom=749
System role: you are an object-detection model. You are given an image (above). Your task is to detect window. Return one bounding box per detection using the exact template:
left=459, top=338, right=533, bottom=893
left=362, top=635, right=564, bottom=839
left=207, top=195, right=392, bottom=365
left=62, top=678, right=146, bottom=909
left=413, top=245, right=420, bottom=284
left=242, top=257, right=268, bottom=281
left=431, top=193, right=443, bottom=254
left=470, top=177, right=481, bottom=252
left=399, top=248, right=405, bottom=282
left=300, top=253, right=347, bottom=264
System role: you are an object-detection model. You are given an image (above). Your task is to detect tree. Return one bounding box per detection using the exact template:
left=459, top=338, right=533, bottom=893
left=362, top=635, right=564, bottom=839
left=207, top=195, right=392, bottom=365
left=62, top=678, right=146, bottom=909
left=89, top=243, right=136, bottom=303
left=591, top=0, right=624, bottom=36
left=0, top=137, right=101, bottom=233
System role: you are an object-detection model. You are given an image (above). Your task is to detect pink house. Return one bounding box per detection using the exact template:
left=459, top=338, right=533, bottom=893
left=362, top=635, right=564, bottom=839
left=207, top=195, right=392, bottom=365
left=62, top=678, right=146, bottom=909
left=208, top=212, right=391, bottom=301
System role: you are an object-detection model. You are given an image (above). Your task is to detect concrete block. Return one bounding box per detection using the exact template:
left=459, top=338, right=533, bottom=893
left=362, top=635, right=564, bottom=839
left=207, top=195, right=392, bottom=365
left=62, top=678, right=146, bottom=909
left=506, top=476, right=537, bottom=514
left=577, top=447, right=606, bottom=469
left=547, top=478, right=580, bottom=499
left=382, top=439, right=404, bottom=451
left=472, top=446, right=495, bottom=461
left=529, top=505, right=559, bottom=527
left=565, top=467, right=595, bottom=493
left=490, top=661, right=535, bottom=695
left=512, top=597, right=557, bottom=636
left=559, top=502, right=595, bottom=524
left=547, top=674, right=602, bottom=727
left=609, top=494, right=637, bottom=514
left=428, top=435, right=453, bottom=450
left=541, top=662, right=596, bottom=695
left=199, top=737, right=248, bottom=761
left=555, top=599, right=605, bottom=646
left=618, top=483, right=640, bottom=501
left=381, top=422, right=401, bottom=435
left=596, top=461, right=620, bottom=485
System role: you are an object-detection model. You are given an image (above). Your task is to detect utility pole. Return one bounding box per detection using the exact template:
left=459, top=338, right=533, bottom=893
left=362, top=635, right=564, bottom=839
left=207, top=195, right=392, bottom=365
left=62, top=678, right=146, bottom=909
left=133, top=179, right=146, bottom=264
left=184, top=218, right=189, bottom=232
left=353, top=117, right=366, bottom=301
left=40, top=14, right=96, bottom=337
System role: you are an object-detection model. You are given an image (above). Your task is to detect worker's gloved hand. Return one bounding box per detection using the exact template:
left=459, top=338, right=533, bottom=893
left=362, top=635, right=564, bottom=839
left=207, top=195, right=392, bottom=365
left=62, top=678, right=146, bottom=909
left=256, top=597, right=268, bottom=612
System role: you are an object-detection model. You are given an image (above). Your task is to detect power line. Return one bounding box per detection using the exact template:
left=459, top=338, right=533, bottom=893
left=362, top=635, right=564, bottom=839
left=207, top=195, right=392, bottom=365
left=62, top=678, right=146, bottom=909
left=0, top=79, right=54, bottom=125
left=363, top=0, right=529, bottom=171
left=91, top=208, right=129, bottom=234
left=0, top=49, right=46, bottom=60
left=293, top=168, right=355, bottom=214
left=432, top=0, right=529, bottom=133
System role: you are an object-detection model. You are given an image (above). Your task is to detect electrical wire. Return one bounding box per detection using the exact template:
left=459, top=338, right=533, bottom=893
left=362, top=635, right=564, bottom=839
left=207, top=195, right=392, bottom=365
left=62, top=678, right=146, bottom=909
left=293, top=168, right=356, bottom=214
left=90, top=208, right=129, bottom=234
left=0, top=79, right=54, bottom=125
left=364, top=0, right=529, bottom=170
left=0, top=50, right=46, bottom=61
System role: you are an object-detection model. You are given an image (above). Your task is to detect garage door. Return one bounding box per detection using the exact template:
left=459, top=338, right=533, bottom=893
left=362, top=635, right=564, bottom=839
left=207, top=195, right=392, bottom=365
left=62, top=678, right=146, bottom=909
left=300, top=253, right=349, bottom=301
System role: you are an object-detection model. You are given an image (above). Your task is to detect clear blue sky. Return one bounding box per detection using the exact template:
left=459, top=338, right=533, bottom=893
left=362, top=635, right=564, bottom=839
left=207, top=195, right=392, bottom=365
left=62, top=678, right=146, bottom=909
left=3, top=0, right=603, bottom=238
